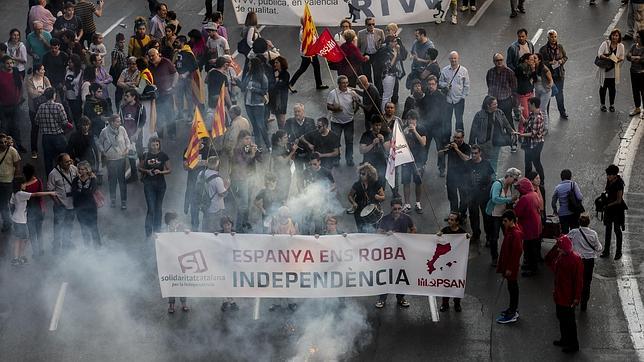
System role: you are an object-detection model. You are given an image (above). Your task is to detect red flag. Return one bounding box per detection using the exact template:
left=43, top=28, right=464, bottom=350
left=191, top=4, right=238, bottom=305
left=305, top=29, right=344, bottom=63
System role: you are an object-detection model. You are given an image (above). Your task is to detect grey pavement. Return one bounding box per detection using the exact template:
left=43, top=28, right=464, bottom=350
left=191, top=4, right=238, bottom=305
left=0, top=0, right=643, bottom=360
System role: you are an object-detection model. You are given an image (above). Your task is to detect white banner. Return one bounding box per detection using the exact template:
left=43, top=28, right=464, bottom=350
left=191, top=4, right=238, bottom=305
left=232, top=0, right=451, bottom=26
left=156, top=232, right=469, bottom=298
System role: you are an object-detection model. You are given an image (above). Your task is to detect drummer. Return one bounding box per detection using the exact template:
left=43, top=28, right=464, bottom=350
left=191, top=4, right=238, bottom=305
left=375, top=198, right=416, bottom=309
left=347, top=163, right=385, bottom=232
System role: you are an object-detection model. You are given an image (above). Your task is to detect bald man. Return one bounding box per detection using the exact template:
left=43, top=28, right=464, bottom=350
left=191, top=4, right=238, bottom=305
left=439, top=51, right=470, bottom=131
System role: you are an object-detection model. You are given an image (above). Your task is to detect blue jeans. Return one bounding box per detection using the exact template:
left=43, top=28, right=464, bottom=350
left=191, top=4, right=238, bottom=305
left=246, top=104, right=269, bottom=149
left=144, top=180, right=166, bottom=237
left=446, top=99, right=465, bottom=132
left=106, top=158, right=127, bottom=203
left=53, top=204, right=75, bottom=251
left=42, top=134, right=68, bottom=175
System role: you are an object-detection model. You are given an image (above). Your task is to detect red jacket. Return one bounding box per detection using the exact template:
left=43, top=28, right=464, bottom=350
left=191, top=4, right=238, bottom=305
left=0, top=70, right=20, bottom=107
left=338, top=42, right=367, bottom=78
left=514, top=178, right=543, bottom=240
left=546, top=244, right=584, bottom=306
left=496, top=224, right=523, bottom=281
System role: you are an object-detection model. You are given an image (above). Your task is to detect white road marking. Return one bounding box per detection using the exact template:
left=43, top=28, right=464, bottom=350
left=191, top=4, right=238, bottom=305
left=49, top=282, right=68, bottom=331
left=531, top=28, right=543, bottom=46
left=103, top=16, right=128, bottom=37
left=428, top=296, right=439, bottom=322
left=604, top=7, right=626, bottom=37
left=253, top=297, right=261, bottom=320
left=613, top=114, right=644, bottom=356
left=467, top=0, right=495, bottom=27
left=198, top=7, right=206, bottom=16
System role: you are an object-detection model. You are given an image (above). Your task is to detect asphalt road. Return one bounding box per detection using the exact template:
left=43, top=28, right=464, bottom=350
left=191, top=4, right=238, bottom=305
left=0, top=0, right=643, bottom=360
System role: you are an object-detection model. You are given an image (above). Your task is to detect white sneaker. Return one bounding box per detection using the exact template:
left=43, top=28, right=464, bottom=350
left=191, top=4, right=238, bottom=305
left=460, top=5, right=468, bottom=11
left=470, top=5, right=477, bottom=11
left=629, top=107, right=641, bottom=117
left=415, top=202, right=424, bottom=214
left=402, top=204, right=412, bottom=213
left=436, top=18, right=443, bottom=24
left=451, top=15, right=458, bottom=24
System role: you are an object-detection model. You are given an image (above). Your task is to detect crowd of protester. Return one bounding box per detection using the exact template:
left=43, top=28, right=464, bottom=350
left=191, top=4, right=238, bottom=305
left=0, top=0, right=637, bottom=354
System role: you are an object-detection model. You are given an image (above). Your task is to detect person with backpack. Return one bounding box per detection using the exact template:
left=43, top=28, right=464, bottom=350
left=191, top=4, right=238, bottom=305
left=568, top=213, right=602, bottom=311
left=195, top=155, right=227, bottom=233
left=138, top=137, right=170, bottom=238
left=600, top=164, right=628, bottom=260
left=552, top=169, right=584, bottom=234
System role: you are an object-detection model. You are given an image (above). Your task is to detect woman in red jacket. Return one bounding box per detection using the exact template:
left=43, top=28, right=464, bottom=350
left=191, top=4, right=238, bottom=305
left=338, top=30, right=367, bottom=87
left=496, top=210, right=523, bottom=324
left=546, top=235, right=584, bottom=354
left=514, top=177, right=543, bottom=277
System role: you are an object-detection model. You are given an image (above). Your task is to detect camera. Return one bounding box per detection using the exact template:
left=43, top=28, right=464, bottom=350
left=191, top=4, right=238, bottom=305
left=243, top=145, right=262, bottom=153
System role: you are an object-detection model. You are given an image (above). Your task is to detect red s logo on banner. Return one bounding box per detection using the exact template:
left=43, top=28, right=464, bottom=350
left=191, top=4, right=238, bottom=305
left=305, top=29, right=345, bottom=63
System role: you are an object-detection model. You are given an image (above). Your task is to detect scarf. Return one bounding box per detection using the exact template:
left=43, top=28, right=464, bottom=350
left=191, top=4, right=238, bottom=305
left=547, top=42, right=560, bottom=61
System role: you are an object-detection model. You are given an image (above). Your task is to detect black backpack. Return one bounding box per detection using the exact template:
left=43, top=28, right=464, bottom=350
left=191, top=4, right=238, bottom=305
left=193, top=171, right=221, bottom=211
left=594, top=192, right=608, bottom=220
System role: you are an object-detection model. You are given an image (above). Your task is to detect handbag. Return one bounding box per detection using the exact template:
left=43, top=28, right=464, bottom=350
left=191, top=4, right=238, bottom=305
left=594, top=56, right=614, bottom=69
left=550, top=82, right=559, bottom=97
left=93, top=190, right=105, bottom=208
left=237, top=37, right=252, bottom=56
left=140, top=84, right=158, bottom=100
left=567, top=181, right=585, bottom=214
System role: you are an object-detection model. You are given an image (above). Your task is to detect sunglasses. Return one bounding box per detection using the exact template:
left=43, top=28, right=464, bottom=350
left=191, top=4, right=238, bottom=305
left=367, top=23, right=375, bottom=26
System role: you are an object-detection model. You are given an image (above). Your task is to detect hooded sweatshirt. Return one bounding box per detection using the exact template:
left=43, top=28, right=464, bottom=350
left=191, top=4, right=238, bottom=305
left=546, top=235, right=584, bottom=306
left=496, top=223, right=523, bottom=281
left=514, top=178, right=542, bottom=240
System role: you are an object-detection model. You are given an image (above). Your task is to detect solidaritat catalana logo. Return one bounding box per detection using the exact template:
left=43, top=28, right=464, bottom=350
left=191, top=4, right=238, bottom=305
left=160, top=250, right=225, bottom=286
left=178, top=250, right=208, bottom=273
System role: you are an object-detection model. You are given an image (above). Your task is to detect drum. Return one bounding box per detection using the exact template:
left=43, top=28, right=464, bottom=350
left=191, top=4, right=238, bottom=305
left=360, top=204, right=384, bottom=224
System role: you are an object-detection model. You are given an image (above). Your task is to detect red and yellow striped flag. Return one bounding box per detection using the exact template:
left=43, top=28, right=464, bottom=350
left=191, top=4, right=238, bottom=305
left=300, top=2, right=317, bottom=55
left=184, top=107, right=210, bottom=169
left=211, top=83, right=227, bottom=138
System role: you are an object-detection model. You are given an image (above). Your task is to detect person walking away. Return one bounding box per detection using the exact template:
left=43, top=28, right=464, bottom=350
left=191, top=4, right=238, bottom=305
left=540, top=30, right=569, bottom=119
left=596, top=29, right=625, bottom=113
left=98, top=114, right=131, bottom=210
left=514, top=177, right=542, bottom=276
left=438, top=211, right=465, bottom=312
left=74, top=0, right=103, bottom=48
left=139, top=137, right=170, bottom=238
left=289, top=17, right=327, bottom=92
left=376, top=198, right=415, bottom=309
left=552, top=169, right=584, bottom=233
left=627, top=29, right=644, bottom=117
left=485, top=168, right=521, bottom=265
left=546, top=235, right=584, bottom=354
left=515, top=97, right=545, bottom=183
left=47, top=153, right=77, bottom=253
left=71, top=160, right=101, bottom=248
left=600, top=164, right=627, bottom=260
left=9, top=179, right=55, bottom=266
left=35, top=87, right=69, bottom=174
left=568, top=213, right=602, bottom=311
left=496, top=210, right=523, bottom=324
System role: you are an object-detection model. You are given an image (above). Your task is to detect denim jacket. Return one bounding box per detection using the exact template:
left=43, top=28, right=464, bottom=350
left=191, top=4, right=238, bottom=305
left=243, top=73, right=268, bottom=106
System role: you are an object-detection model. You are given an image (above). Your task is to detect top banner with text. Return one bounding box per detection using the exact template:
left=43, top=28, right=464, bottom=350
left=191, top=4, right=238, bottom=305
left=156, top=232, right=469, bottom=298
left=232, top=0, right=451, bottom=26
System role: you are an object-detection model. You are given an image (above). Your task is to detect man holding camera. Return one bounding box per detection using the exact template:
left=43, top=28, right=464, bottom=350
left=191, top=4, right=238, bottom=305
left=439, top=129, right=471, bottom=221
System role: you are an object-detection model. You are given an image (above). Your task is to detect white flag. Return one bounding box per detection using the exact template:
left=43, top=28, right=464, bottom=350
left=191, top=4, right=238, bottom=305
left=385, top=119, right=415, bottom=188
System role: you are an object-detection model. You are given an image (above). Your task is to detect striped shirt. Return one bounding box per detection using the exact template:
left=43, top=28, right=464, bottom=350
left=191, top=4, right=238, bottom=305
left=74, top=1, right=97, bottom=34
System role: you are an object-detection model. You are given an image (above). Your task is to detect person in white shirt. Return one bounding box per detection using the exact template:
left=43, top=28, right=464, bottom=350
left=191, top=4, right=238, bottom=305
left=567, top=213, right=603, bottom=311
left=439, top=51, right=470, bottom=132
left=326, top=75, right=360, bottom=167
left=11, top=176, right=55, bottom=266
left=149, top=3, right=168, bottom=40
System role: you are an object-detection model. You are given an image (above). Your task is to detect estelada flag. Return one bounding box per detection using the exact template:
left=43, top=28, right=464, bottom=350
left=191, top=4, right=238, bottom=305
left=385, top=119, right=415, bottom=188
left=184, top=107, right=210, bottom=169
left=300, top=2, right=317, bottom=55
left=211, top=83, right=227, bottom=138
left=305, top=29, right=344, bottom=63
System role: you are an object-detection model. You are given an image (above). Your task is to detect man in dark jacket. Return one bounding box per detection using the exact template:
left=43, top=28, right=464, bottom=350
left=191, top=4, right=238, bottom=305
left=496, top=210, right=523, bottom=324
left=546, top=235, right=584, bottom=354
left=83, top=83, right=108, bottom=138
left=468, top=95, right=514, bottom=172
left=423, top=75, right=450, bottom=176
left=357, top=75, right=381, bottom=131
left=539, top=29, right=569, bottom=119
left=506, top=28, right=534, bottom=71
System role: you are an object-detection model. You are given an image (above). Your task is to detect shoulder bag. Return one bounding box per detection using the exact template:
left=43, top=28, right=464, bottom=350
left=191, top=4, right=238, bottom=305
left=567, top=181, right=585, bottom=214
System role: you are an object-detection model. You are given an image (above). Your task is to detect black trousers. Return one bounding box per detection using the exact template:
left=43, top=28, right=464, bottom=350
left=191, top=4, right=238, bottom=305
left=556, top=304, right=579, bottom=348
left=524, top=142, right=544, bottom=183
left=468, top=191, right=491, bottom=240
left=424, top=127, right=447, bottom=172
left=507, top=279, right=519, bottom=314
left=290, top=56, right=323, bottom=88
left=581, top=258, right=595, bottom=307
left=631, top=71, right=644, bottom=108
left=204, top=0, right=225, bottom=18
left=446, top=173, right=468, bottom=216
left=362, top=56, right=383, bottom=92
left=522, top=239, right=540, bottom=272
left=488, top=216, right=502, bottom=261
left=331, top=121, right=354, bottom=162
left=604, top=219, right=623, bottom=255
left=559, top=213, right=579, bottom=234
left=599, top=78, right=616, bottom=106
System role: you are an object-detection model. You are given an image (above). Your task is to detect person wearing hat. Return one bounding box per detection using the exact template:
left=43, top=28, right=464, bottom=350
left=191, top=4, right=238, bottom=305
left=546, top=235, right=584, bottom=354
left=204, top=21, right=229, bottom=72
